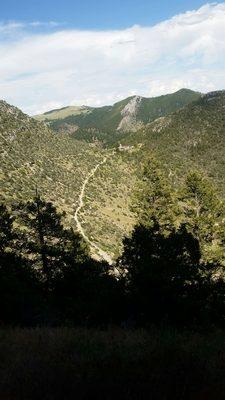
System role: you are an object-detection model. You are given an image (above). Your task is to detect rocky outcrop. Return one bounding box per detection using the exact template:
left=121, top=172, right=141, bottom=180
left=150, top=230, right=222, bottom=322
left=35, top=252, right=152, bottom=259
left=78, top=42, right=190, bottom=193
left=117, top=96, right=144, bottom=132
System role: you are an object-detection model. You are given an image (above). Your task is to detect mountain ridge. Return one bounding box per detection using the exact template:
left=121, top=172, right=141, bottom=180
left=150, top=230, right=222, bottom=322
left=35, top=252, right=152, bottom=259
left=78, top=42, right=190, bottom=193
left=34, top=88, right=201, bottom=144
left=121, top=89, right=225, bottom=194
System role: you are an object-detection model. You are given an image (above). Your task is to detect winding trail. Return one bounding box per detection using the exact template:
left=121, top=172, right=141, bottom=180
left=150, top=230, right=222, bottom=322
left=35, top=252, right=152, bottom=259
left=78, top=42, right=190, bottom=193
left=74, top=155, right=114, bottom=265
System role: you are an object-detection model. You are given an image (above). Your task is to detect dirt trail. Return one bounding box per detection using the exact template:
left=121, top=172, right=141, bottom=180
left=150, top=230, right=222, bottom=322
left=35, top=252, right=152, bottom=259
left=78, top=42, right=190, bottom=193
left=74, top=155, right=114, bottom=265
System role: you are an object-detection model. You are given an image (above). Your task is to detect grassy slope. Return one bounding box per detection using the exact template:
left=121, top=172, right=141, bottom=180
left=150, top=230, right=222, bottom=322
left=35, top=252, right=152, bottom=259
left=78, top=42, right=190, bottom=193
left=2, top=90, right=225, bottom=261
left=80, top=151, right=137, bottom=258
left=0, top=100, right=137, bottom=259
left=35, top=105, right=91, bottom=121
left=0, top=101, right=104, bottom=226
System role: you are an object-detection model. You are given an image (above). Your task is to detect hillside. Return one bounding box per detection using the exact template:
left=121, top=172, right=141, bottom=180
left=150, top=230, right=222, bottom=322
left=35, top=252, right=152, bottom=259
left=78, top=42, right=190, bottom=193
left=0, top=101, right=103, bottom=210
left=0, top=100, right=137, bottom=261
left=35, top=89, right=201, bottom=144
left=2, top=90, right=225, bottom=262
left=126, top=90, right=225, bottom=195
left=35, top=105, right=92, bottom=122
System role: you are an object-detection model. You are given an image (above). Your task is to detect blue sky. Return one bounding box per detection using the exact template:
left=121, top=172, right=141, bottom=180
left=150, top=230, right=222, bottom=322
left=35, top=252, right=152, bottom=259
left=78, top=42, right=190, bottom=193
left=0, top=2, right=225, bottom=114
left=1, top=0, right=219, bottom=29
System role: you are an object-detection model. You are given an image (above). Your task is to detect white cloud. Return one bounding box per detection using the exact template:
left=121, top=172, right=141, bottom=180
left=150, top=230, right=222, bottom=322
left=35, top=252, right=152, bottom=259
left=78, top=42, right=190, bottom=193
left=0, top=3, right=225, bottom=114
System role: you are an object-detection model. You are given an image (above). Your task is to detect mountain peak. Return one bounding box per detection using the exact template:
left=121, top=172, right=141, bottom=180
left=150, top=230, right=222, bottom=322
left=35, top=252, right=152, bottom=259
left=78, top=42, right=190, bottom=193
left=175, top=88, right=199, bottom=94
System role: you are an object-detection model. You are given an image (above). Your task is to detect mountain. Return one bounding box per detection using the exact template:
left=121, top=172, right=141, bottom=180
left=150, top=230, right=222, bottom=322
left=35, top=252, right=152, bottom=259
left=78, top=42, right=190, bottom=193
left=34, top=89, right=201, bottom=144
left=0, top=100, right=136, bottom=261
left=121, top=90, right=225, bottom=194
left=0, top=99, right=104, bottom=228
left=2, top=89, right=225, bottom=263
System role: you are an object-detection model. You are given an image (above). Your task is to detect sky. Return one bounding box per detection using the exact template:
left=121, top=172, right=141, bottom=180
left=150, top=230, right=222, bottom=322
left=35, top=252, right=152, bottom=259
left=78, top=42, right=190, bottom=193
left=0, top=0, right=213, bottom=30
left=0, top=1, right=225, bottom=114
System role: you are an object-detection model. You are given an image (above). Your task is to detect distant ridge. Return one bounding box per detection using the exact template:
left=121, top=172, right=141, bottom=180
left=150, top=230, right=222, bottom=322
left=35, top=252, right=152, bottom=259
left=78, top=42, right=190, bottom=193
left=36, top=105, right=92, bottom=121
left=34, top=89, right=201, bottom=144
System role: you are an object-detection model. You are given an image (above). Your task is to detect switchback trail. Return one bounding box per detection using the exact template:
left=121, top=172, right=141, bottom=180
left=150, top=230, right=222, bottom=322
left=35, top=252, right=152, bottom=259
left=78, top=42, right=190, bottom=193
left=74, top=154, right=114, bottom=265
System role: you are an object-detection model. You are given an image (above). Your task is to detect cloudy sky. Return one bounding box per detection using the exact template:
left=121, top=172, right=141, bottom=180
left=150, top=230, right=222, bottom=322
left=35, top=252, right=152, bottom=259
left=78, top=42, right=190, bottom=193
left=0, top=1, right=225, bottom=114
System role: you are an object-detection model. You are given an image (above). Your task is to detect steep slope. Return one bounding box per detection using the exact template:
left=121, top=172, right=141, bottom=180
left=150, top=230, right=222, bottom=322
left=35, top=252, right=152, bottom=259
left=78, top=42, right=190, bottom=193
left=3, top=90, right=225, bottom=262
left=122, top=90, right=225, bottom=194
left=0, top=100, right=137, bottom=261
left=35, top=89, right=201, bottom=144
left=0, top=100, right=104, bottom=226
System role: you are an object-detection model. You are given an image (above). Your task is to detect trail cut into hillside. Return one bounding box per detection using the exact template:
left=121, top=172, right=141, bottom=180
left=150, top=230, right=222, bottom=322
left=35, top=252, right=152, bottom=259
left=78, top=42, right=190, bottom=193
left=74, top=154, right=114, bottom=265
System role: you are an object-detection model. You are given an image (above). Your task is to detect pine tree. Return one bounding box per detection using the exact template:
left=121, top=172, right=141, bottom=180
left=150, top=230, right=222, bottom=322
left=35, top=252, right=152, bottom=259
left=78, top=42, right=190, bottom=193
left=0, top=204, right=15, bottom=255
left=118, top=220, right=208, bottom=325
left=133, top=156, right=179, bottom=232
left=15, top=194, right=89, bottom=284
left=179, top=171, right=225, bottom=264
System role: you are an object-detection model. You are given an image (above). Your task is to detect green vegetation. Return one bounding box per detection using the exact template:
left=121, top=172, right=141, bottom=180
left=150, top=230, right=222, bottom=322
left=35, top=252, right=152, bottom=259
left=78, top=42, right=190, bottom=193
left=35, top=105, right=92, bottom=121
left=1, top=160, right=225, bottom=328
left=35, top=88, right=200, bottom=144
left=80, top=151, right=137, bottom=259
left=0, top=101, right=104, bottom=215
left=124, top=90, right=225, bottom=195
left=1, top=188, right=225, bottom=399
left=2, top=87, right=225, bottom=399
left=0, top=100, right=140, bottom=260
left=132, top=157, right=225, bottom=266
left=2, top=90, right=225, bottom=261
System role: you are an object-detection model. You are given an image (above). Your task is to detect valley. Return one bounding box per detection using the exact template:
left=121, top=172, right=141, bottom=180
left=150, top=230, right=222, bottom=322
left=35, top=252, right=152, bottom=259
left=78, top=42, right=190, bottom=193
left=2, top=2, right=225, bottom=398
left=74, top=153, right=114, bottom=264
left=1, top=89, right=225, bottom=262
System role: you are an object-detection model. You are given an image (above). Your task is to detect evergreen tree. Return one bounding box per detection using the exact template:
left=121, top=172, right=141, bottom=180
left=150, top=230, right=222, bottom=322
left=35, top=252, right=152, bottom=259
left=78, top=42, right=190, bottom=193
left=179, top=171, right=225, bottom=264
left=0, top=204, right=15, bottom=255
left=0, top=203, right=42, bottom=326
left=121, top=164, right=225, bottom=326
left=15, top=194, right=89, bottom=285
left=53, top=258, right=124, bottom=326
left=133, top=157, right=178, bottom=232
left=118, top=220, right=219, bottom=326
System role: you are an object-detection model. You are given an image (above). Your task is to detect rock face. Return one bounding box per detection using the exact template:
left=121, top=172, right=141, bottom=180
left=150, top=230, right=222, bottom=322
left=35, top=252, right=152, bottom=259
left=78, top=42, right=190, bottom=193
left=117, top=96, right=144, bottom=132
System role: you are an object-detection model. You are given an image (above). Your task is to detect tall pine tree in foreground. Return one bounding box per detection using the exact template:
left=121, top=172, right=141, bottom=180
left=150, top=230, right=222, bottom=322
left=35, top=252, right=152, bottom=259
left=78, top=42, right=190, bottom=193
left=15, top=194, right=89, bottom=285
left=0, top=204, right=41, bottom=325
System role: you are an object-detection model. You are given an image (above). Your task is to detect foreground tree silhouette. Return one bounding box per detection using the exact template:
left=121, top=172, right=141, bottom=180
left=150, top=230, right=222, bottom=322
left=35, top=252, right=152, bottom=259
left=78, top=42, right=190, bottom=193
left=118, top=219, right=223, bottom=326
left=0, top=204, right=42, bottom=325
left=53, top=258, right=125, bottom=326
left=16, top=194, right=89, bottom=287
left=122, top=158, right=225, bottom=326
left=9, top=195, right=125, bottom=326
